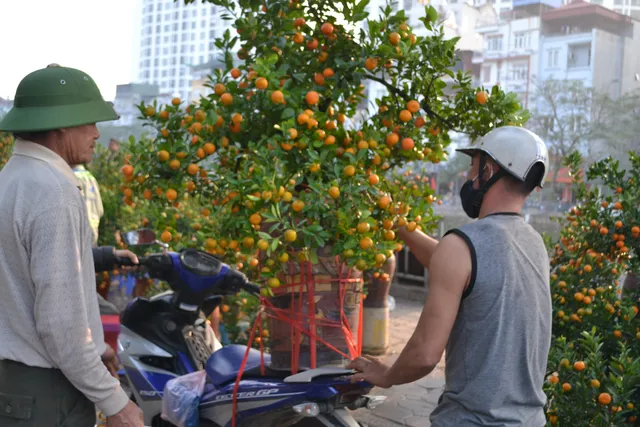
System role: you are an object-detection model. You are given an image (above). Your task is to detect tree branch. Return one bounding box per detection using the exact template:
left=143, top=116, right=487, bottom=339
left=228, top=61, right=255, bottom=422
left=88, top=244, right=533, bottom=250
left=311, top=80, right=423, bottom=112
left=362, top=73, right=468, bottom=134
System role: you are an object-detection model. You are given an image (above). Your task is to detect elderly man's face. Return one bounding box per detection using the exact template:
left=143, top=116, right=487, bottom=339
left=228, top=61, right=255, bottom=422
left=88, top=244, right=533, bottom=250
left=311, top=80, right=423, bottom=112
left=59, top=124, right=100, bottom=165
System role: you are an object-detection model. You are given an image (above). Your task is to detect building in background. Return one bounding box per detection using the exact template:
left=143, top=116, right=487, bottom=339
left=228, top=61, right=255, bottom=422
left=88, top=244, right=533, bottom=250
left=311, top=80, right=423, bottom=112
left=472, top=0, right=561, bottom=108
left=112, top=83, right=172, bottom=127
left=0, top=97, right=12, bottom=116
left=539, top=0, right=640, bottom=97
left=135, top=0, right=233, bottom=101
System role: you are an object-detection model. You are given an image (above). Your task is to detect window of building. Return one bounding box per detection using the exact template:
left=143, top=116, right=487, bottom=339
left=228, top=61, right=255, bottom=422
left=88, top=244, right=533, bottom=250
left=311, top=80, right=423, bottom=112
left=191, top=34, right=195, bottom=41
left=511, top=65, right=528, bottom=80
left=482, top=65, right=492, bottom=82
left=183, top=10, right=188, bottom=18
left=514, top=31, right=530, bottom=49
left=209, top=41, right=215, bottom=50
left=567, top=43, right=591, bottom=68
left=486, top=35, right=503, bottom=52
left=173, top=23, right=178, bottom=31
left=632, top=10, right=640, bottom=19
left=192, top=21, right=196, bottom=29
left=182, top=22, right=188, bottom=30
left=201, top=19, right=206, bottom=27
left=162, top=70, right=168, bottom=77
left=164, top=36, right=169, bottom=43
left=200, top=32, right=206, bottom=40
left=546, top=48, right=559, bottom=68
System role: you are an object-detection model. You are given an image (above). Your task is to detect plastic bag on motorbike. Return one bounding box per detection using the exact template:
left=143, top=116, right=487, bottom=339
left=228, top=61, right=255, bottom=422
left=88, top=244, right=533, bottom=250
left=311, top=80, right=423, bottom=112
left=161, top=370, right=207, bottom=427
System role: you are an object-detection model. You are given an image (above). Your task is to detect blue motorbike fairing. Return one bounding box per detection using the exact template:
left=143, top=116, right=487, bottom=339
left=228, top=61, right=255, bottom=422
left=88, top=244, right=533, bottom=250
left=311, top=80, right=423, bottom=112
left=170, top=252, right=231, bottom=294
left=179, top=352, right=196, bottom=374
left=199, top=374, right=367, bottom=427
left=205, top=345, right=272, bottom=388
left=125, top=364, right=178, bottom=400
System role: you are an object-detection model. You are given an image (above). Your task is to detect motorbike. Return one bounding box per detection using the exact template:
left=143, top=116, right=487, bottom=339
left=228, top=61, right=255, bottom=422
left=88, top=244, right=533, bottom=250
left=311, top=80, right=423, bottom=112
left=115, top=229, right=384, bottom=427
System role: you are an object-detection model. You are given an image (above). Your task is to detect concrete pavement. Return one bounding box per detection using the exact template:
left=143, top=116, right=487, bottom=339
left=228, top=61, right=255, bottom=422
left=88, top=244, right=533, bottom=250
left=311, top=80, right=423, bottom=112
left=352, top=298, right=445, bottom=427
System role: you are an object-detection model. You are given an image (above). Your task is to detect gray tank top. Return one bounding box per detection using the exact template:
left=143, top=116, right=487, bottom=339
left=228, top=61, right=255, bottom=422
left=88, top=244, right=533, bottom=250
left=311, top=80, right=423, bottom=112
left=430, top=213, right=552, bottom=427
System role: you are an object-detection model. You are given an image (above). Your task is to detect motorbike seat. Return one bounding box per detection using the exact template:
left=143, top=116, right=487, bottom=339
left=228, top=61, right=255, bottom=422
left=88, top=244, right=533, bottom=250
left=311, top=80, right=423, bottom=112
left=206, top=344, right=282, bottom=387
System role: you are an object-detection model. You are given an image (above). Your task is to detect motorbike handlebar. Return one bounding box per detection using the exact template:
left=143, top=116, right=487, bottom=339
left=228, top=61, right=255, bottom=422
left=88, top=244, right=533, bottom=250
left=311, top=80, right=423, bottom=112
left=113, top=256, right=138, bottom=267
left=242, top=282, right=261, bottom=296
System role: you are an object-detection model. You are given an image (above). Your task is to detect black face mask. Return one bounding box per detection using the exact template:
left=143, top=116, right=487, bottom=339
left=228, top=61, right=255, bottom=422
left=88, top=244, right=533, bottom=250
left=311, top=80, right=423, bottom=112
left=459, top=156, right=506, bottom=219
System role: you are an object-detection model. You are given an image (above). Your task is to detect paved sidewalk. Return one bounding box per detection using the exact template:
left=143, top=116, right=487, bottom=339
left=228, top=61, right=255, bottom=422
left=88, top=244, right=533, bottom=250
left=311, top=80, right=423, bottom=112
left=352, top=298, right=445, bottom=427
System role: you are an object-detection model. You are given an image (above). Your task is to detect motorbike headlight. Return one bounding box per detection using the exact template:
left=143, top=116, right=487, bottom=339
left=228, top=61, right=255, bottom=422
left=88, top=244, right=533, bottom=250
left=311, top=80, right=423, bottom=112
left=292, top=402, right=320, bottom=417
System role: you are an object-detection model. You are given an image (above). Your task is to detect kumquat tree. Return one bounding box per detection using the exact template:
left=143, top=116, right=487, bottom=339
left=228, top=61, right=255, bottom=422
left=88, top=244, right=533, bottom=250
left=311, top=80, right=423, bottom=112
left=117, top=0, right=528, bottom=357
left=544, top=151, right=640, bottom=426
left=0, top=132, right=13, bottom=169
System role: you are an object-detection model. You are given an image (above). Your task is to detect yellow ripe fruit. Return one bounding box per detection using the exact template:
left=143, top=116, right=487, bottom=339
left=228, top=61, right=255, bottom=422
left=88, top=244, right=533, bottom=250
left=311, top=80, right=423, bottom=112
left=257, top=239, right=269, bottom=251
left=284, top=229, right=297, bottom=242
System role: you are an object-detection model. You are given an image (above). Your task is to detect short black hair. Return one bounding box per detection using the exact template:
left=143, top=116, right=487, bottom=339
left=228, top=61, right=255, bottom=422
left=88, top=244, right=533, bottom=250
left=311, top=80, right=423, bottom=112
left=503, top=162, right=545, bottom=196
left=12, top=131, right=52, bottom=142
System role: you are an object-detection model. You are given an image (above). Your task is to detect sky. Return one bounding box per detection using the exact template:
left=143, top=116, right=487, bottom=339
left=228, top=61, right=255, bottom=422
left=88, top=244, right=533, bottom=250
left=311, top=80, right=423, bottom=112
left=0, top=0, right=140, bottom=102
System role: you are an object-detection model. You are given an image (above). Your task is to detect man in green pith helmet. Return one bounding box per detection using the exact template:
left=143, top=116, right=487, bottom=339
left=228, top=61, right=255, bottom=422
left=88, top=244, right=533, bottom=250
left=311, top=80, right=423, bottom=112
left=0, top=64, right=144, bottom=427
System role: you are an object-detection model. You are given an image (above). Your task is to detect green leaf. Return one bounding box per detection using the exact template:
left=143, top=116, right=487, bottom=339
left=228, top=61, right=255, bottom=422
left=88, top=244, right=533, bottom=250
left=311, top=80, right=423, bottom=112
left=282, top=108, right=295, bottom=120
left=257, top=232, right=271, bottom=240
left=271, top=238, right=280, bottom=251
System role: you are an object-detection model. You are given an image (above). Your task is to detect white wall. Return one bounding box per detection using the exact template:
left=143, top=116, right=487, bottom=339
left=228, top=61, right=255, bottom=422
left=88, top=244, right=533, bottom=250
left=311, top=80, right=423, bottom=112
left=539, top=31, right=595, bottom=86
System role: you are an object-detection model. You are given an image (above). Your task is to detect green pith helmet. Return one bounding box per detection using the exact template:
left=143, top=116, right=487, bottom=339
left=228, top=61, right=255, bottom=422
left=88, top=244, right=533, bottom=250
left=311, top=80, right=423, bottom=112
left=0, top=64, right=119, bottom=132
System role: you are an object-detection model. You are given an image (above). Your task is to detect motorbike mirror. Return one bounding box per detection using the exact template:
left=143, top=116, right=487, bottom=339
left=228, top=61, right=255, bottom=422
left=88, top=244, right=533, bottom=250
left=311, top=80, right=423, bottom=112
left=124, top=229, right=157, bottom=246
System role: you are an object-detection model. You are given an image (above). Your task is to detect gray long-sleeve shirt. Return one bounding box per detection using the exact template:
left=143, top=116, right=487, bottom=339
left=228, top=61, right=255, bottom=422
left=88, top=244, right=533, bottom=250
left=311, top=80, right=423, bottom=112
left=0, top=139, right=130, bottom=416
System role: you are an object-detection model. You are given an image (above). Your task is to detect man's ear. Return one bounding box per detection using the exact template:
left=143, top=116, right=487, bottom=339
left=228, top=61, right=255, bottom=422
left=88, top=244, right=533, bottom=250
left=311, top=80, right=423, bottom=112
left=483, top=158, right=499, bottom=180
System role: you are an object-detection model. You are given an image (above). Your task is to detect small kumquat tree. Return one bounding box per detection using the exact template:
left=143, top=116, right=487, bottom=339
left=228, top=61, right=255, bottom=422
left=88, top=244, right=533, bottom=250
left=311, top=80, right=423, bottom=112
left=544, top=151, right=640, bottom=426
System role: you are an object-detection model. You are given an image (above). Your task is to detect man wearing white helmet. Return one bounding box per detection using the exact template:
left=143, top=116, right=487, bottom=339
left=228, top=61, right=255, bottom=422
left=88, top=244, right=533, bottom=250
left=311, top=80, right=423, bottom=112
left=349, top=126, right=552, bottom=427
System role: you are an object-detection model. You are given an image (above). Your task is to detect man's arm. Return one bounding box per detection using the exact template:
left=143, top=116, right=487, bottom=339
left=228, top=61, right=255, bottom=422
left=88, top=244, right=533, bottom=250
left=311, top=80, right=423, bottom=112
left=93, top=246, right=117, bottom=273
left=348, top=233, right=471, bottom=387
left=93, top=247, right=139, bottom=273
left=29, top=202, right=130, bottom=416
left=397, top=227, right=439, bottom=269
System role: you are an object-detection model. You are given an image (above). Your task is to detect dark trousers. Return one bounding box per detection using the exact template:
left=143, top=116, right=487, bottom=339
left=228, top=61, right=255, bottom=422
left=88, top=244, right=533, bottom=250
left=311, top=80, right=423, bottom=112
left=0, top=359, right=96, bottom=427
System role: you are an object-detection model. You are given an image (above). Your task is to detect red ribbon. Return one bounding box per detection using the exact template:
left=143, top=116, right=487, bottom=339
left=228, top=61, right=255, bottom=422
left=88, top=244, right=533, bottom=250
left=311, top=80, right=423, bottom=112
left=230, top=260, right=363, bottom=427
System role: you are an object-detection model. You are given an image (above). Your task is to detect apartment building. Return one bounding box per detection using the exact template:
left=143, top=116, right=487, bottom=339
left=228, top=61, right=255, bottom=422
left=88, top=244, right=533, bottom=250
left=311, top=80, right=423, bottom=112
left=135, top=0, right=233, bottom=101
left=471, top=0, right=561, bottom=108
left=539, top=0, right=640, bottom=97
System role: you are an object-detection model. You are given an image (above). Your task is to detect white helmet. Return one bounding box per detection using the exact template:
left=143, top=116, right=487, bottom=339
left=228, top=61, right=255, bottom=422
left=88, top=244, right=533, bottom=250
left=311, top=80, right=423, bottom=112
left=456, top=126, right=549, bottom=188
